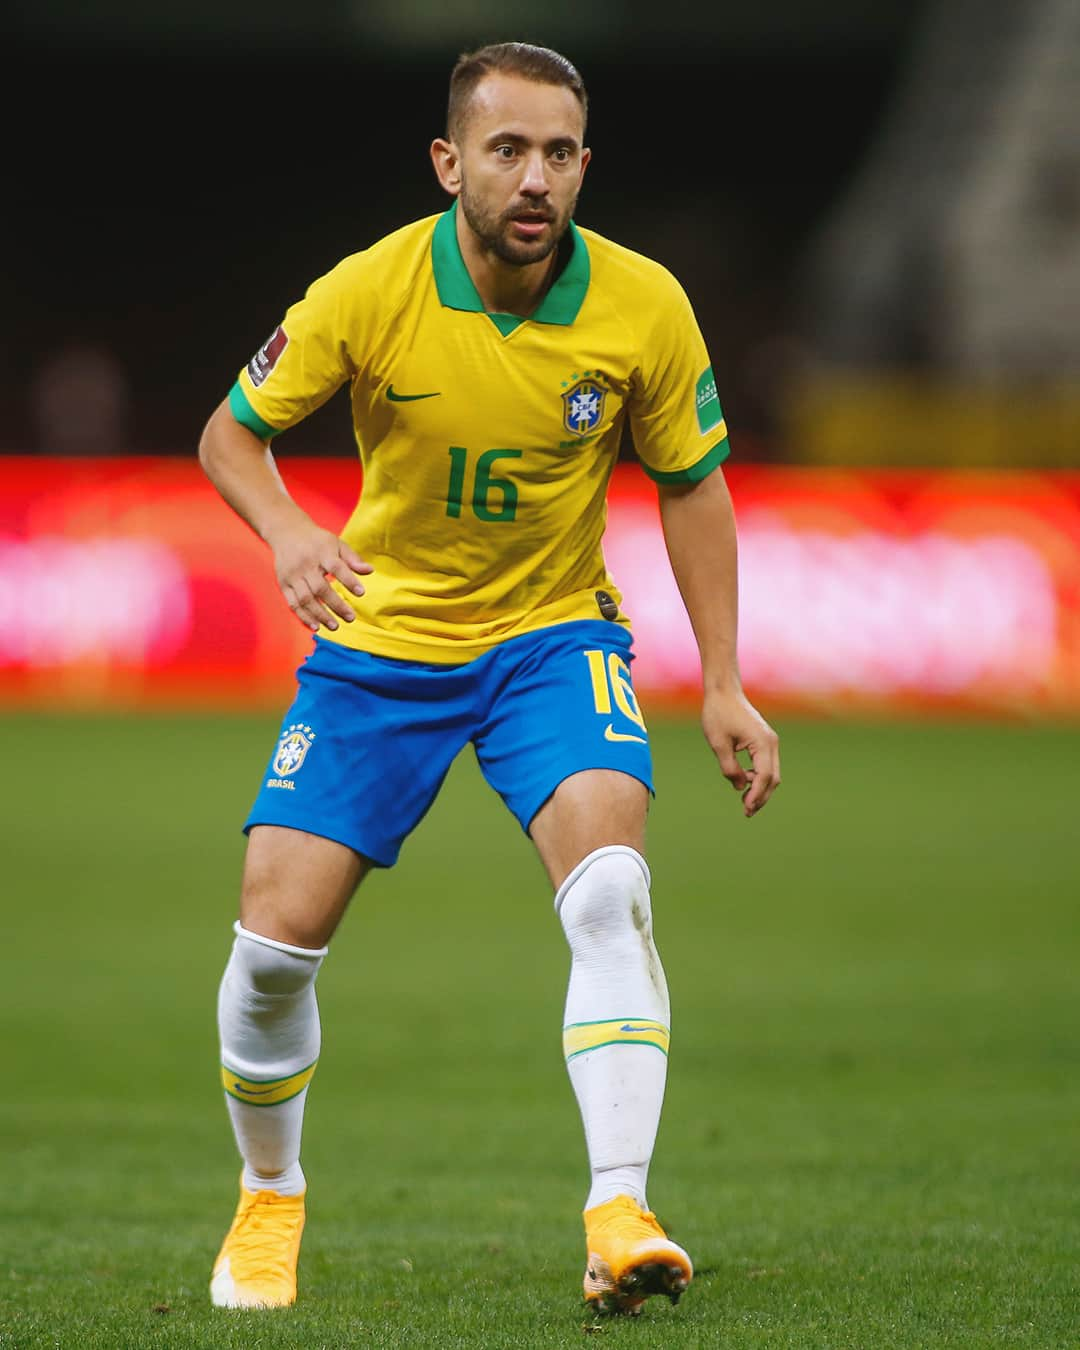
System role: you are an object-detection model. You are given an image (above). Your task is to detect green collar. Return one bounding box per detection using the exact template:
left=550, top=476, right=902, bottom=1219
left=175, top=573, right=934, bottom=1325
left=431, top=200, right=590, bottom=335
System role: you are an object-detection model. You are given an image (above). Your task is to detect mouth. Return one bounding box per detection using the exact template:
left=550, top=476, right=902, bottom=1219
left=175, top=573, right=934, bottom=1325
left=508, top=210, right=553, bottom=239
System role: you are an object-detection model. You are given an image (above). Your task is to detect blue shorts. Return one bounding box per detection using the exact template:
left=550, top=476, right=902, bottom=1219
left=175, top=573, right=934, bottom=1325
left=244, top=620, right=654, bottom=867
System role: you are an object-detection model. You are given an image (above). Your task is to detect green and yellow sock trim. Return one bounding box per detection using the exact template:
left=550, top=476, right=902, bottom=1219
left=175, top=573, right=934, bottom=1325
left=563, top=1018, right=670, bottom=1062
left=221, top=1058, right=318, bottom=1107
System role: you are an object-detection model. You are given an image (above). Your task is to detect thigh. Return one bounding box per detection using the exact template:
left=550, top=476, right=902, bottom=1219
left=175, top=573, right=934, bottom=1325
left=528, top=768, right=649, bottom=890
left=474, top=620, right=654, bottom=883
left=241, top=824, right=370, bottom=948
left=243, top=638, right=474, bottom=873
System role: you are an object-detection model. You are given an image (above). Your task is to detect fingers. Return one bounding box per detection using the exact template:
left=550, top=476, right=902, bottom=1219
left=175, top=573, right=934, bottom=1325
left=705, top=698, right=781, bottom=818
left=740, top=731, right=781, bottom=818
left=281, top=538, right=373, bottom=633
left=299, top=574, right=358, bottom=631
left=324, top=559, right=367, bottom=605
left=283, top=575, right=348, bottom=633
left=714, top=744, right=750, bottom=794
left=338, top=542, right=374, bottom=585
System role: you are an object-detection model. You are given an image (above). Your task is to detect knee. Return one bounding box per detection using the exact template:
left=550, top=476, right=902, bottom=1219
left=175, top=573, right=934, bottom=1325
left=554, top=846, right=653, bottom=942
left=229, top=924, right=327, bottom=999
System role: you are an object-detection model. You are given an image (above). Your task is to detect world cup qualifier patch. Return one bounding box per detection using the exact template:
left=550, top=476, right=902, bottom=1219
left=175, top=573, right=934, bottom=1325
left=267, top=723, right=316, bottom=789
left=248, top=324, right=289, bottom=387
left=561, top=370, right=610, bottom=438
left=695, top=366, right=723, bottom=434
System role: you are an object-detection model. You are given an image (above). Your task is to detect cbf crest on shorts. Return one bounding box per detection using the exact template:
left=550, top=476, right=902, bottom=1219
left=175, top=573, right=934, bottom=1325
left=272, top=723, right=316, bottom=777
left=561, top=372, right=608, bottom=437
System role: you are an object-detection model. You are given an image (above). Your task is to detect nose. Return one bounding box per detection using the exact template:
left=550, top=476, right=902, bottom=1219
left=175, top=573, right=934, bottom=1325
left=519, top=151, right=550, bottom=197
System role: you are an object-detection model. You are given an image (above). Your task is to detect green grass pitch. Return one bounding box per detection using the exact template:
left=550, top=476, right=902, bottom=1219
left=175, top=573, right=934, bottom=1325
left=2, top=709, right=1077, bottom=1348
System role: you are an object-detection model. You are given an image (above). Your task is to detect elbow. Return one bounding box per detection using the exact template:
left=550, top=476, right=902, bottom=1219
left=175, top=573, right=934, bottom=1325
left=197, top=428, right=221, bottom=485
left=198, top=400, right=232, bottom=477
left=198, top=396, right=270, bottom=483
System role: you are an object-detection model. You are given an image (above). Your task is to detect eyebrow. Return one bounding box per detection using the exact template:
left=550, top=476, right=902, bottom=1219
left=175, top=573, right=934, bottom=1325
left=484, top=130, right=581, bottom=152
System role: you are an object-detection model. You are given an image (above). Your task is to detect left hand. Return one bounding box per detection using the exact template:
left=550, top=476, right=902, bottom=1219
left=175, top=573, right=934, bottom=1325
left=702, top=688, right=781, bottom=818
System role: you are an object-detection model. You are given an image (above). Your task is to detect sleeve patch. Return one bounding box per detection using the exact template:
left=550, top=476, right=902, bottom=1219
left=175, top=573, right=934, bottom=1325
left=695, top=367, right=723, bottom=434
left=247, top=324, right=289, bottom=388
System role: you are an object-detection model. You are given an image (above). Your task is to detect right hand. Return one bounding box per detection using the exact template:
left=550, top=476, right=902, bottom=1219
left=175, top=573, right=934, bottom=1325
left=269, top=521, right=374, bottom=633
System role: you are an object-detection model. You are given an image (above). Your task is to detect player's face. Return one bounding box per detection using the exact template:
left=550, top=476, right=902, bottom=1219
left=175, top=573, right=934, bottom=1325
left=452, top=74, right=590, bottom=267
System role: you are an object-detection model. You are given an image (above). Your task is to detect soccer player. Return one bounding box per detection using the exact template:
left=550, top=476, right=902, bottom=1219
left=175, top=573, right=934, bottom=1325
left=198, top=41, right=780, bottom=1318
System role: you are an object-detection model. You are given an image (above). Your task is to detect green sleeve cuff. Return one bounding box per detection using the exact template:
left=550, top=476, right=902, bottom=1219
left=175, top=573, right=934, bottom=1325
left=640, top=436, right=730, bottom=484
left=228, top=381, right=282, bottom=440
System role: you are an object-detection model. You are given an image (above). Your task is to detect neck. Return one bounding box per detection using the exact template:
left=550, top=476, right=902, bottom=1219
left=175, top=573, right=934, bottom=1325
left=455, top=208, right=559, bottom=317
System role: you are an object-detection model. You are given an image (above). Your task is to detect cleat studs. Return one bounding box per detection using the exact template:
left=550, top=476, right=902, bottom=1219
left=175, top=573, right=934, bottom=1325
left=592, top=1290, right=646, bottom=1319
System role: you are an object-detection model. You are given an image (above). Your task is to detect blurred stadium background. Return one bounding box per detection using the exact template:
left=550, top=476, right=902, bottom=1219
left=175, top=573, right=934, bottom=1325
left=4, top=0, right=1080, bottom=716
left=3, top=2, right=1078, bottom=1345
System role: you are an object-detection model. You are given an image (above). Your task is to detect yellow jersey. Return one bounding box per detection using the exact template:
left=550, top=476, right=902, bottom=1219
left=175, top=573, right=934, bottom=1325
left=230, top=204, right=729, bottom=662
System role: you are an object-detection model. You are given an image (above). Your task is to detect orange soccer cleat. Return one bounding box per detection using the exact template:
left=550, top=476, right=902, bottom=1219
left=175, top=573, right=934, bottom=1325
left=582, top=1194, right=693, bottom=1317
left=210, top=1181, right=306, bottom=1309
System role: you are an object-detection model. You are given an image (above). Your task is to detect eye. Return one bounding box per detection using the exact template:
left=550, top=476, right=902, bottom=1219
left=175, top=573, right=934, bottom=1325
left=552, top=148, right=572, bottom=163
left=494, top=144, right=517, bottom=160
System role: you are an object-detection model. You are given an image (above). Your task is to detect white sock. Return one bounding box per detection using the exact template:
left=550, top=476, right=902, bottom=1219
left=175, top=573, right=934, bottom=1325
left=217, top=921, right=326, bottom=1198
left=555, top=846, right=670, bottom=1212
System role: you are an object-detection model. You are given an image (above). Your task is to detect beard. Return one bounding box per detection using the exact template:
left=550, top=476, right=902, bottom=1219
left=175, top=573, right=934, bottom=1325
left=458, top=176, right=576, bottom=267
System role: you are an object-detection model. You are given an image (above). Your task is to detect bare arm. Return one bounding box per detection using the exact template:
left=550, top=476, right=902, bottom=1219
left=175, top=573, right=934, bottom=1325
left=657, top=467, right=780, bottom=817
left=198, top=398, right=372, bottom=633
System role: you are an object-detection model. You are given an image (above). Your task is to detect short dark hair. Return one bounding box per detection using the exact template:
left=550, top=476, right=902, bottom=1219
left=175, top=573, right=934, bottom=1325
left=447, top=42, right=588, bottom=141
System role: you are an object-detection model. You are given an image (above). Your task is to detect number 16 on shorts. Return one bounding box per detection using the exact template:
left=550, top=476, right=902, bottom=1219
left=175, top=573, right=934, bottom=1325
left=584, top=649, right=648, bottom=745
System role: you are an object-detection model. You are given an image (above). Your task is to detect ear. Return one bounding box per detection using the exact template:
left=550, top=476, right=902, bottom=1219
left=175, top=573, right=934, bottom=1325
left=430, top=138, right=462, bottom=196
left=578, top=145, right=592, bottom=188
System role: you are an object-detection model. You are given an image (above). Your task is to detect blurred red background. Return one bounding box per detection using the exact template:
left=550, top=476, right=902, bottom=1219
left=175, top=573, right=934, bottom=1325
left=4, top=456, right=1078, bottom=719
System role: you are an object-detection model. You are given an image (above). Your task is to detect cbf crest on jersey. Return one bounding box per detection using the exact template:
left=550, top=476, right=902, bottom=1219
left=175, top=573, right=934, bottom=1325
left=561, top=371, right=609, bottom=438
left=272, top=723, right=316, bottom=777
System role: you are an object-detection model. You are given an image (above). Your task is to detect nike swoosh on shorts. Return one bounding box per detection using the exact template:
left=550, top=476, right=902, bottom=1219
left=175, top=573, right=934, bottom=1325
left=604, top=725, right=647, bottom=744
